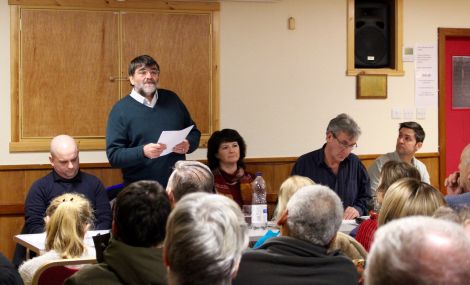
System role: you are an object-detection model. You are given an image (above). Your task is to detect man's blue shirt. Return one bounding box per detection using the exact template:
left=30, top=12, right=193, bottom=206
left=291, top=145, right=371, bottom=215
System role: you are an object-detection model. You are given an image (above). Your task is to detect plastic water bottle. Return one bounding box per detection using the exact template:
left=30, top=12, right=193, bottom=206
left=251, top=172, right=268, bottom=229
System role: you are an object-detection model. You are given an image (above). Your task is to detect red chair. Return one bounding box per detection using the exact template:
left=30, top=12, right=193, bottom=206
left=32, top=258, right=96, bottom=285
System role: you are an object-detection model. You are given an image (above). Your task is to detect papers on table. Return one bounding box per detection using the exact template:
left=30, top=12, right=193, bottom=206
left=14, top=230, right=110, bottom=255
left=157, top=125, right=194, bottom=156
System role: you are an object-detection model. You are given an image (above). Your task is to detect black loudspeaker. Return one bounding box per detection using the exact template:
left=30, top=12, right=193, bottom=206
left=355, top=1, right=390, bottom=68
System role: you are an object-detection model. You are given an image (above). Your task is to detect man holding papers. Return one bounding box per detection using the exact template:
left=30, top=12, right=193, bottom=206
left=106, top=55, right=201, bottom=187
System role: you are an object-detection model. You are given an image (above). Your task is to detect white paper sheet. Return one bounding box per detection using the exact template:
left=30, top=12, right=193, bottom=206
left=415, top=44, right=438, bottom=107
left=157, top=125, right=194, bottom=156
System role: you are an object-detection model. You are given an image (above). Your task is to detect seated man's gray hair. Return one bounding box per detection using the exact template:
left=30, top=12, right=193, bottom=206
left=326, top=113, right=361, bottom=138
left=164, top=192, right=249, bottom=285
left=168, top=160, right=214, bottom=202
left=286, top=185, right=343, bottom=246
left=366, top=216, right=470, bottom=285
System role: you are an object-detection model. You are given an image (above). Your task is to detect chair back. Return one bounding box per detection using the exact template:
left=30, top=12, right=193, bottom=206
left=106, top=183, right=125, bottom=201
left=38, top=266, right=78, bottom=285
left=32, top=258, right=96, bottom=285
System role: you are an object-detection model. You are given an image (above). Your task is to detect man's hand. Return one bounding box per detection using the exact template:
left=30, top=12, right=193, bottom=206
left=173, top=139, right=190, bottom=154
left=144, top=143, right=167, bottom=159
left=444, top=171, right=462, bottom=195
left=343, top=206, right=360, bottom=220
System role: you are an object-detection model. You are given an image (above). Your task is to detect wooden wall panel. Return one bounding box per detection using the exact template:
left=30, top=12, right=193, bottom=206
left=10, top=5, right=219, bottom=151
left=0, top=216, right=24, bottom=260
left=0, top=153, right=440, bottom=259
left=21, top=9, right=119, bottom=138
left=122, top=12, right=212, bottom=134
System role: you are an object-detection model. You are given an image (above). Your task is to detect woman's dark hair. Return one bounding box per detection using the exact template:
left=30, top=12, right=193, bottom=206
left=207, top=129, right=247, bottom=170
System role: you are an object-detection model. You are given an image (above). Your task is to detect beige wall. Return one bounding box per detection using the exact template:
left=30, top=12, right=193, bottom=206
left=1, top=0, right=470, bottom=165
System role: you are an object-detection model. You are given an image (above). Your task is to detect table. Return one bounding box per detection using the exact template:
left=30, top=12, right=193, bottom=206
left=248, top=220, right=359, bottom=242
left=14, top=230, right=109, bottom=257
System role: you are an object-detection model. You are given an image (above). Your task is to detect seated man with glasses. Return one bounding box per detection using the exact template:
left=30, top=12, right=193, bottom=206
left=367, top=121, right=429, bottom=199
left=291, top=113, right=371, bottom=219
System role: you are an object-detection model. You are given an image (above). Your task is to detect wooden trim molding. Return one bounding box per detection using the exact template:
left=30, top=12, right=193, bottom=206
left=8, top=0, right=220, bottom=11
left=0, top=152, right=439, bottom=170
left=0, top=204, right=24, bottom=215
left=9, top=139, right=106, bottom=152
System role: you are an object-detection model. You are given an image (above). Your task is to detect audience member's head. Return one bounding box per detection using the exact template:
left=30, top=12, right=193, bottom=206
left=45, top=193, right=93, bottom=259
left=432, top=206, right=461, bottom=223
left=275, top=175, right=315, bottom=220
left=378, top=178, right=446, bottom=226
left=167, top=160, right=214, bottom=204
left=395, top=121, right=425, bottom=160
left=113, top=180, right=171, bottom=247
left=49, top=134, right=79, bottom=179
left=456, top=206, right=470, bottom=229
left=164, top=192, right=248, bottom=285
left=366, top=216, right=470, bottom=285
left=399, top=121, right=425, bottom=143
left=433, top=205, right=470, bottom=236
left=207, top=128, right=247, bottom=170
left=375, top=160, right=421, bottom=209
left=278, top=185, right=343, bottom=247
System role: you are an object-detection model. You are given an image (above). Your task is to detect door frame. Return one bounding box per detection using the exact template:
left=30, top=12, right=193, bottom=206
left=438, top=28, right=470, bottom=192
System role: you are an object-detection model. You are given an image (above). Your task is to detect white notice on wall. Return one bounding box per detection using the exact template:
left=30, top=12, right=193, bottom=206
left=415, top=44, right=438, bottom=107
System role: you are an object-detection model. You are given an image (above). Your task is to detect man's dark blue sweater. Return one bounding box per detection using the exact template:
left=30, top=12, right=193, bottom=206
left=106, top=89, right=201, bottom=187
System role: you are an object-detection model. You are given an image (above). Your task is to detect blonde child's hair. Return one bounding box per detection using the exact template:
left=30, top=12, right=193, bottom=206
left=275, top=175, right=315, bottom=219
left=45, top=193, right=94, bottom=259
left=378, top=178, right=446, bottom=226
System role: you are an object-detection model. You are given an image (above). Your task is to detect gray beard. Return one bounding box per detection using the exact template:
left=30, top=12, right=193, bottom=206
left=136, top=86, right=156, bottom=97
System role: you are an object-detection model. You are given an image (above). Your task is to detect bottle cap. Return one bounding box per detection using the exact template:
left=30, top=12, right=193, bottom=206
left=255, top=172, right=262, bottom=176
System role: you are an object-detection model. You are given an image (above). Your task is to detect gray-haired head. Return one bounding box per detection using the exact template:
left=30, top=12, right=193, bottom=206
left=326, top=113, right=361, bottom=139
left=167, top=160, right=214, bottom=203
left=366, top=216, right=470, bottom=285
left=285, top=185, right=343, bottom=246
left=164, top=192, right=249, bottom=285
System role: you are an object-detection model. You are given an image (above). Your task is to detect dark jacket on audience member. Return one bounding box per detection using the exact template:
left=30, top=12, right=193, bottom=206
left=64, top=238, right=166, bottom=285
left=0, top=253, right=23, bottom=285
left=232, top=236, right=358, bottom=285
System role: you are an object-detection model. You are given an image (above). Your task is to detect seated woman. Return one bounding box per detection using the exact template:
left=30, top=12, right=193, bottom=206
left=19, top=193, right=94, bottom=285
left=253, top=175, right=314, bottom=248
left=207, top=129, right=254, bottom=207
left=378, top=177, right=446, bottom=227
left=355, top=160, right=421, bottom=251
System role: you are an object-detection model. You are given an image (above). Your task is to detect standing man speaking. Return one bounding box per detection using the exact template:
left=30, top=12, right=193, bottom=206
left=106, top=55, right=201, bottom=187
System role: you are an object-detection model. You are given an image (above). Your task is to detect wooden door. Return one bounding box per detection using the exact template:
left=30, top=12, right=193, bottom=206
left=20, top=9, right=120, bottom=138
left=438, top=28, right=470, bottom=190
left=121, top=11, right=213, bottom=135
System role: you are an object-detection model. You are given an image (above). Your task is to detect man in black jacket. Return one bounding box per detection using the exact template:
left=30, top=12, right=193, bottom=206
left=65, top=181, right=171, bottom=285
left=233, top=185, right=358, bottom=285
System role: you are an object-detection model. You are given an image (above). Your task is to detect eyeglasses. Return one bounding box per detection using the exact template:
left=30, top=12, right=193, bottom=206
left=332, top=133, right=358, bottom=150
